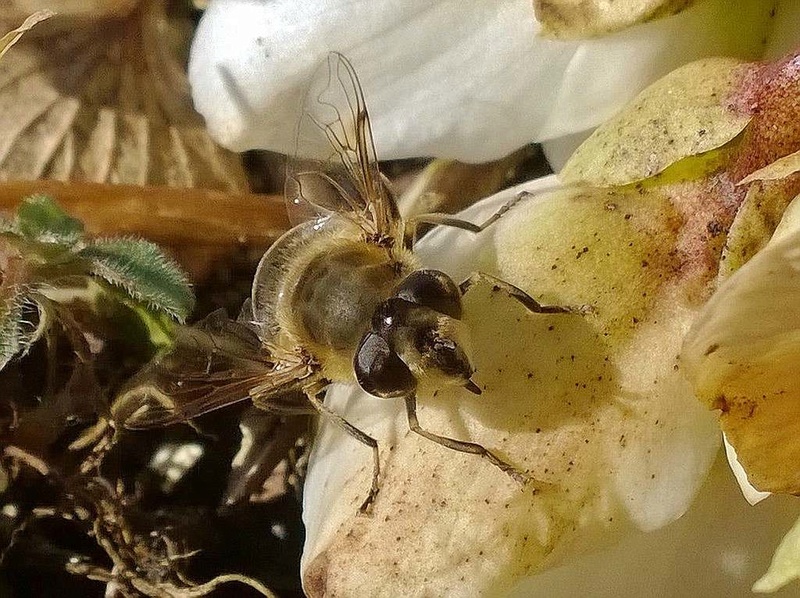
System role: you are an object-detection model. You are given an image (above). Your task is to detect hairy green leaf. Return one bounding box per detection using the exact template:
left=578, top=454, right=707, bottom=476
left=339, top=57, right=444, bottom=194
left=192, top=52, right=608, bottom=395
left=123, top=299, right=178, bottom=351
left=0, top=290, right=40, bottom=370
left=79, top=238, right=194, bottom=322
left=15, top=194, right=84, bottom=245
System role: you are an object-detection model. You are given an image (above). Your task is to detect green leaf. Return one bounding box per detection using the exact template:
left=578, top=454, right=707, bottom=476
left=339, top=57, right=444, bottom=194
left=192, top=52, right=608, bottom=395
left=125, top=300, right=178, bottom=350
left=15, top=194, right=84, bottom=245
left=79, top=237, right=194, bottom=322
left=561, top=57, right=751, bottom=187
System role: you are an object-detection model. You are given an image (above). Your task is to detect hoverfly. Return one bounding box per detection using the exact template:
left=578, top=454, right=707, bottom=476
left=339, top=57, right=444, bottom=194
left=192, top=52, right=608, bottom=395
left=115, top=53, right=570, bottom=512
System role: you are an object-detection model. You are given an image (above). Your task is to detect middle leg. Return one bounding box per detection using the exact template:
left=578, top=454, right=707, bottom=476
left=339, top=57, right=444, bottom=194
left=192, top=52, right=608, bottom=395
left=306, top=391, right=381, bottom=514
left=404, top=394, right=540, bottom=490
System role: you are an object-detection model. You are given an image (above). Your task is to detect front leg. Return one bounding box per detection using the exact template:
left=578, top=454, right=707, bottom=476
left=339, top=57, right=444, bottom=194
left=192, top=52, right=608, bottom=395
left=404, top=394, right=540, bottom=490
left=459, top=271, right=574, bottom=315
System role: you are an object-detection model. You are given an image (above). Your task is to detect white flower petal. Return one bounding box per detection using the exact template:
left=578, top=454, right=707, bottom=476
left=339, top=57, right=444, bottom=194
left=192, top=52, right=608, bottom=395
left=301, top=176, right=721, bottom=595
left=514, top=455, right=799, bottom=597
left=189, top=0, right=774, bottom=162
left=724, top=434, right=771, bottom=506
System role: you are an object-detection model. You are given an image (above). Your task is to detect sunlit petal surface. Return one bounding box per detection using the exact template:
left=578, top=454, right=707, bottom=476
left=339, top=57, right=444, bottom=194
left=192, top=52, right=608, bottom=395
left=301, top=176, right=728, bottom=595
left=189, top=0, right=775, bottom=162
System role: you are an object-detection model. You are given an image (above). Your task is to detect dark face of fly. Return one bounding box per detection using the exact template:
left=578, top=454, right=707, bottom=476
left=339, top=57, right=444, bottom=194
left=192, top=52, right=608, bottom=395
left=353, top=269, right=480, bottom=399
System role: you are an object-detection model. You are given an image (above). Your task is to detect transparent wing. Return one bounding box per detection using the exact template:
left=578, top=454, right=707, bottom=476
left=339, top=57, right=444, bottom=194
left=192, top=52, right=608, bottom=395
left=113, top=316, right=315, bottom=429
left=249, top=220, right=319, bottom=344
left=287, top=52, right=401, bottom=239
left=117, top=371, right=267, bottom=429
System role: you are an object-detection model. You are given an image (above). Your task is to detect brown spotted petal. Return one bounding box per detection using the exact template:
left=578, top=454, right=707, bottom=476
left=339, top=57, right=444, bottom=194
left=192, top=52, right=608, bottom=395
left=717, top=179, right=800, bottom=280
left=301, top=176, right=727, bottom=595
left=713, top=49, right=800, bottom=277
left=682, top=193, right=800, bottom=495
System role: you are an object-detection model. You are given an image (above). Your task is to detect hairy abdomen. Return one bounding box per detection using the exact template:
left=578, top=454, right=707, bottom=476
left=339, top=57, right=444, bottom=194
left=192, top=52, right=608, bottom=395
left=292, top=243, right=401, bottom=354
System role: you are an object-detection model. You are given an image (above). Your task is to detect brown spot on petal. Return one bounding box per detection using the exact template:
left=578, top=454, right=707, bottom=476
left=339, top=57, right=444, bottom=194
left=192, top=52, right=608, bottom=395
left=706, top=220, right=725, bottom=237
left=711, top=395, right=729, bottom=412
left=730, top=52, right=800, bottom=182
left=667, top=172, right=746, bottom=293
left=304, top=552, right=330, bottom=597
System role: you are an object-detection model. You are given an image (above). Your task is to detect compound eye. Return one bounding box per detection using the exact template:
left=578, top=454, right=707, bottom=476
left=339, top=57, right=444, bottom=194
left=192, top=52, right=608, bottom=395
left=354, top=332, right=417, bottom=398
left=370, top=297, right=415, bottom=337
left=394, top=270, right=462, bottom=320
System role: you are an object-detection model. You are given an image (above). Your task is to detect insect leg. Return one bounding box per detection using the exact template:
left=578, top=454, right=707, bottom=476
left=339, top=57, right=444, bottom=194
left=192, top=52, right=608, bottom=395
left=405, top=190, right=534, bottom=245
left=305, top=392, right=381, bottom=514
left=459, top=272, right=573, bottom=314
left=404, top=394, right=536, bottom=489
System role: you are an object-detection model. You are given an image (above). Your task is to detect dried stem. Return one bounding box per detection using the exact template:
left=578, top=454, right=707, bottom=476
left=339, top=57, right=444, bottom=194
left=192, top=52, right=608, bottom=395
left=0, top=180, right=288, bottom=249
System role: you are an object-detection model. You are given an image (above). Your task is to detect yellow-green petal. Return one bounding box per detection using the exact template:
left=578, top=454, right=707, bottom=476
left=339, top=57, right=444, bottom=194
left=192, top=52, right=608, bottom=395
left=302, top=178, right=721, bottom=595
left=718, top=182, right=796, bottom=280
left=739, top=149, right=800, bottom=185
left=561, top=58, right=751, bottom=187
left=534, top=0, right=698, bottom=39
left=754, top=515, right=800, bottom=593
